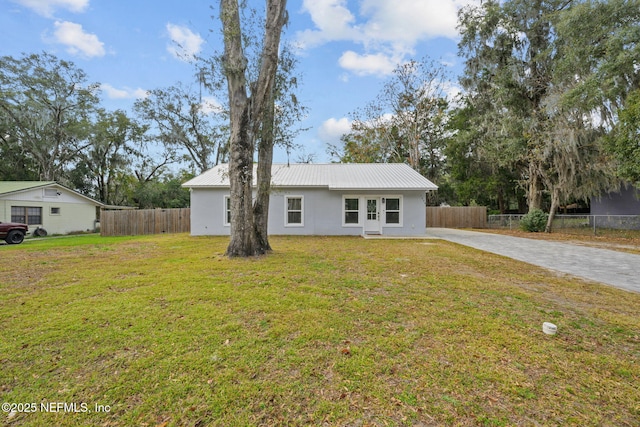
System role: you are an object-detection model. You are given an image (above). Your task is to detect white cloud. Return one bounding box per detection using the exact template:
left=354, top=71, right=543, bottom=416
left=166, top=23, right=204, bottom=61
left=296, top=0, right=479, bottom=75
left=200, top=96, right=225, bottom=115
left=338, top=51, right=398, bottom=76
left=359, top=0, right=463, bottom=44
left=52, top=21, right=105, bottom=58
left=319, top=117, right=352, bottom=144
left=12, top=0, right=88, bottom=17
left=101, top=84, right=148, bottom=100
left=295, top=0, right=360, bottom=50
left=442, top=81, right=463, bottom=103
left=439, top=52, right=459, bottom=68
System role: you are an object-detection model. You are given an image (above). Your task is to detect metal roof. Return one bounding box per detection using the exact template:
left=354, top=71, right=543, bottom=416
left=182, top=163, right=438, bottom=191
left=0, top=181, right=104, bottom=206
left=0, top=181, right=55, bottom=194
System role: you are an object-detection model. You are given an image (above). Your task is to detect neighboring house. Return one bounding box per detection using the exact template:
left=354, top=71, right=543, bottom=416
left=590, top=185, right=640, bottom=230
left=0, top=181, right=103, bottom=235
left=183, top=163, right=438, bottom=237
left=591, top=185, right=640, bottom=215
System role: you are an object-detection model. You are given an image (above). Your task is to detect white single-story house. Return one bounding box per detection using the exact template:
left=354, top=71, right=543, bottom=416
left=182, top=163, right=438, bottom=237
left=0, top=181, right=103, bottom=235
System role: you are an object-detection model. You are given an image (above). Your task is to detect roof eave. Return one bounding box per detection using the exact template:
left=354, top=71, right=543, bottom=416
left=184, top=184, right=330, bottom=189
left=0, top=181, right=56, bottom=196
left=0, top=181, right=104, bottom=206
left=329, top=187, right=439, bottom=191
left=182, top=184, right=230, bottom=189
left=185, top=185, right=439, bottom=191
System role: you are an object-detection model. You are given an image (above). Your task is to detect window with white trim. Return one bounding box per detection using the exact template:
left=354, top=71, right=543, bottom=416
left=384, top=198, right=401, bottom=224
left=343, top=197, right=360, bottom=225
left=285, top=196, right=303, bottom=226
left=223, top=195, right=231, bottom=226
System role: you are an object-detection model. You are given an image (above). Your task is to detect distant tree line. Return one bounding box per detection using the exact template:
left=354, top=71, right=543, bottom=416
left=0, top=52, right=220, bottom=208
left=332, top=0, right=640, bottom=232
left=0, top=45, right=305, bottom=212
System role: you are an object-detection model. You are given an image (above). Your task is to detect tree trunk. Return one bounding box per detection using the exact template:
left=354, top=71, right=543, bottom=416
left=251, top=0, right=287, bottom=253
left=220, top=0, right=287, bottom=257
left=226, top=105, right=261, bottom=257
left=497, top=190, right=506, bottom=214
left=528, top=161, right=543, bottom=211
left=254, top=91, right=276, bottom=251
left=254, top=148, right=273, bottom=251
left=221, top=0, right=261, bottom=257
left=545, top=187, right=559, bottom=233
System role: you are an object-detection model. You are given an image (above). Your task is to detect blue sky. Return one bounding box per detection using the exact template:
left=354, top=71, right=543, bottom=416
left=1, top=0, right=478, bottom=163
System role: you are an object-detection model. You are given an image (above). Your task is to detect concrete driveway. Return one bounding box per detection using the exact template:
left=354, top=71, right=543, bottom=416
left=426, top=228, right=640, bottom=293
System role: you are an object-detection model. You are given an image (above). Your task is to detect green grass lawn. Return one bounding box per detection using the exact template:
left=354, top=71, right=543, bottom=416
left=1, top=234, right=639, bottom=426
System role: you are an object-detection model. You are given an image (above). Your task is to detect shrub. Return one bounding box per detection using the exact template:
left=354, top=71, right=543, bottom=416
left=520, top=209, right=548, bottom=232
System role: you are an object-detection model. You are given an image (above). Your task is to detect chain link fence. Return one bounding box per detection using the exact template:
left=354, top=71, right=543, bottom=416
left=488, top=214, right=640, bottom=236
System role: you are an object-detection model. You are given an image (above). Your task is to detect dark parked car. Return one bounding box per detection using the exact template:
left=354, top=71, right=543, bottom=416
left=0, top=221, right=29, bottom=244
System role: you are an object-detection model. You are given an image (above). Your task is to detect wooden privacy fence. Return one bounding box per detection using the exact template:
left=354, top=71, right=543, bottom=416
left=100, top=208, right=190, bottom=236
left=426, top=206, right=487, bottom=229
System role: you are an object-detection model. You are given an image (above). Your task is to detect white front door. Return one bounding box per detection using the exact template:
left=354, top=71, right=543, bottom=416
left=364, top=198, right=380, bottom=234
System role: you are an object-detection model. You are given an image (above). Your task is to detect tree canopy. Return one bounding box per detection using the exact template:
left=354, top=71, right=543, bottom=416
left=336, top=58, right=450, bottom=183
left=454, top=0, right=639, bottom=221
left=0, top=52, right=99, bottom=182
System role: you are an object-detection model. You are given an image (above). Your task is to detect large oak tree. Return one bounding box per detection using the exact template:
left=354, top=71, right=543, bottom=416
left=457, top=0, right=639, bottom=230
left=0, top=52, right=99, bottom=181
left=219, top=0, right=288, bottom=257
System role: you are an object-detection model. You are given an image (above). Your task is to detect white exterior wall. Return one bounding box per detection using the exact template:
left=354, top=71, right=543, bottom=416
left=189, top=188, right=229, bottom=236
left=0, top=187, right=99, bottom=234
left=189, top=187, right=428, bottom=236
left=269, top=188, right=358, bottom=236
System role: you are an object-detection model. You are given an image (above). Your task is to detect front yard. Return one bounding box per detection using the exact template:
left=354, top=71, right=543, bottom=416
left=1, top=234, right=638, bottom=426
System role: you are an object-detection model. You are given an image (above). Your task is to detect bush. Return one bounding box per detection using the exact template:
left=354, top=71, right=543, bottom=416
left=520, top=209, right=548, bottom=232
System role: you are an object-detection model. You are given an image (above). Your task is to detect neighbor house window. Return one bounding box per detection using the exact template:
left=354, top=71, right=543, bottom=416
left=50, top=207, right=61, bottom=215
left=285, top=196, right=303, bottom=226
left=223, top=196, right=231, bottom=226
left=344, top=197, right=359, bottom=225
left=385, top=198, right=401, bottom=224
left=11, top=206, right=42, bottom=225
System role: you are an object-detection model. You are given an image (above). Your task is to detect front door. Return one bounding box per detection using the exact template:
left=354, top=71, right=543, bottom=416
left=365, top=198, right=380, bottom=234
